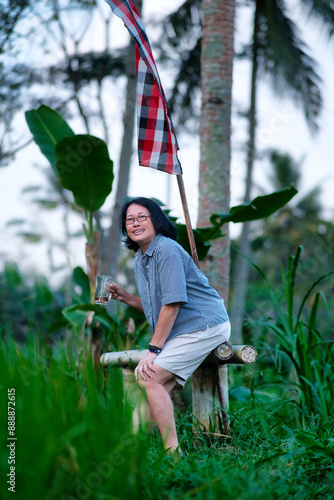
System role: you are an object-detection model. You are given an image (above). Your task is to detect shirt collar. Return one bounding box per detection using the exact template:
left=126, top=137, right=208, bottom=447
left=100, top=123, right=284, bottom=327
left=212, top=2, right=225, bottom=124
left=135, top=233, right=162, bottom=259
left=145, top=233, right=163, bottom=257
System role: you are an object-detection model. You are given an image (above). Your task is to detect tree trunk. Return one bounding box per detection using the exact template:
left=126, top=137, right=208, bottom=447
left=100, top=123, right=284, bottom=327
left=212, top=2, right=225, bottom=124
left=100, top=0, right=142, bottom=277
left=230, top=3, right=259, bottom=343
left=197, top=0, right=235, bottom=303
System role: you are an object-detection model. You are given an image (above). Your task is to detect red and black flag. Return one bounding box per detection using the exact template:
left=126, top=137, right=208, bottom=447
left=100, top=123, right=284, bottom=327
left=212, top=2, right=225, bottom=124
left=105, top=0, right=182, bottom=175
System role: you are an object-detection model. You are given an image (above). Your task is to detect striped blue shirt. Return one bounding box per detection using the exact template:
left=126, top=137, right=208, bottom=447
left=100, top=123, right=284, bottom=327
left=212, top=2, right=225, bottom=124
left=133, top=234, right=229, bottom=342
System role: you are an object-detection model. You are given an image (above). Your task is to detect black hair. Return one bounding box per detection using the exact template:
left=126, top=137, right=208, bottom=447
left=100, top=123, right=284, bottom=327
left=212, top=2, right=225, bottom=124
left=119, top=197, right=178, bottom=251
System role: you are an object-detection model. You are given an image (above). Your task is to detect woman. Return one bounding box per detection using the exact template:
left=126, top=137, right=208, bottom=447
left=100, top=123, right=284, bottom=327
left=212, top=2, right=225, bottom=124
left=108, top=197, right=230, bottom=454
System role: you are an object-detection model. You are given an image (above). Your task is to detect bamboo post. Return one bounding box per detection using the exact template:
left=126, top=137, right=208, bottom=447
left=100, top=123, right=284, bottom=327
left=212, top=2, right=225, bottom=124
left=192, top=361, right=217, bottom=433
left=176, top=174, right=199, bottom=268
left=193, top=344, right=257, bottom=434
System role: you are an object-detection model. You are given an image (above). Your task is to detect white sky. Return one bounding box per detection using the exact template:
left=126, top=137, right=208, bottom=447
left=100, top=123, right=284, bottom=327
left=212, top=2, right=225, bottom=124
left=1, top=0, right=333, bottom=285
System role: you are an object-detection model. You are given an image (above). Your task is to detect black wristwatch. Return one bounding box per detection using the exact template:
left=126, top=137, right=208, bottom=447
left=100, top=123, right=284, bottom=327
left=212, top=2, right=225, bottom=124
left=148, top=343, right=162, bottom=354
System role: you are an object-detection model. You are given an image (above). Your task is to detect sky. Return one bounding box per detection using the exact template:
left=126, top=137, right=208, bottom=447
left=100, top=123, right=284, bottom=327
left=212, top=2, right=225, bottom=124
left=1, top=0, right=333, bottom=285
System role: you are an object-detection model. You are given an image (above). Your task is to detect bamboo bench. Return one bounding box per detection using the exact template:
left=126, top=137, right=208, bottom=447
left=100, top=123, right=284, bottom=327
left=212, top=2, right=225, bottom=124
left=100, top=342, right=257, bottom=436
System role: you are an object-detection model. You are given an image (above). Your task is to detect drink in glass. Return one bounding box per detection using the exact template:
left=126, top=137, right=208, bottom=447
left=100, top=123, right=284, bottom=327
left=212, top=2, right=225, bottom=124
left=94, top=275, right=113, bottom=304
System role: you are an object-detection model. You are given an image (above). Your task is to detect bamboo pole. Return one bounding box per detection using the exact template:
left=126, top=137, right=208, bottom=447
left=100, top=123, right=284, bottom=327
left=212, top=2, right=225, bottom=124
left=214, top=341, right=233, bottom=360
left=216, top=364, right=230, bottom=435
left=176, top=174, right=199, bottom=267
left=227, top=345, right=258, bottom=364
left=100, top=344, right=258, bottom=367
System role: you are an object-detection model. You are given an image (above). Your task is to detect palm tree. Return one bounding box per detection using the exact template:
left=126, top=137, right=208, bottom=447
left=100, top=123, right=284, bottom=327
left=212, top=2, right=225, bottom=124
left=229, top=0, right=332, bottom=342
left=158, top=0, right=234, bottom=300
left=160, top=0, right=334, bottom=340
left=196, top=0, right=235, bottom=301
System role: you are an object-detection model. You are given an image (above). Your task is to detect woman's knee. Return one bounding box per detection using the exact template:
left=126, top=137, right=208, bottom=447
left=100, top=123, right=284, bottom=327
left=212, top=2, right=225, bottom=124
left=136, top=377, right=147, bottom=392
left=136, top=376, right=163, bottom=393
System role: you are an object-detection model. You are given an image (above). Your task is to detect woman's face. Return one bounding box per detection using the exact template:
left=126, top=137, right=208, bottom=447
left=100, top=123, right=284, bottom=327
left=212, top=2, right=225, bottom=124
left=125, top=203, right=156, bottom=252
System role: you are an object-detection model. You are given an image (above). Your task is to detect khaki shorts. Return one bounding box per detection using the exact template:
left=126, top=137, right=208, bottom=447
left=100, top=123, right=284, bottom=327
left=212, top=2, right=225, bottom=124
left=153, top=322, right=231, bottom=388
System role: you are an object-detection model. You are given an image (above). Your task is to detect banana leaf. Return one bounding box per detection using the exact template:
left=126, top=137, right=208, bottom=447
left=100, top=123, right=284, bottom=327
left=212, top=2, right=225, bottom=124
left=25, top=105, right=75, bottom=176
left=55, top=135, right=114, bottom=213
left=177, top=186, right=298, bottom=260
left=62, top=303, right=117, bottom=330
left=210, top=186, right=298, bottom=225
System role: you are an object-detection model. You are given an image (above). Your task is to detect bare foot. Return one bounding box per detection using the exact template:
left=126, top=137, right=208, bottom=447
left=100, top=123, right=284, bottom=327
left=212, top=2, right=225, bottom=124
left=165, top=446, right=184, bottom=457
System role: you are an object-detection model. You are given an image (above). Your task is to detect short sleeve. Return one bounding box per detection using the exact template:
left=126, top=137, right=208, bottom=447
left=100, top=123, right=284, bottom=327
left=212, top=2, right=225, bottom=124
left=157, top=252, right=188, bottom=306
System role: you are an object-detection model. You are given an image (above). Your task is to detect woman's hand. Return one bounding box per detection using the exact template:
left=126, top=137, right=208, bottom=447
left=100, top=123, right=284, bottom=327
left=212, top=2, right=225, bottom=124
left=135, top=351, right=158, bottom=381
left=107, top=282, right=129, bottom=303
left=107, top=282, right=144, bottom=312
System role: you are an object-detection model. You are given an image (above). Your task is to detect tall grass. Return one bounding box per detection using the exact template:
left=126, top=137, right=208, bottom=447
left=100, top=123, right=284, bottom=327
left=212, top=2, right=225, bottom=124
left=1, top=332, right=333, bottom=499
left=1, top=245, right=334, bottom=500
left=0, top=334, right=149, bottom=500
left=259, top=247, right=334, bottom=427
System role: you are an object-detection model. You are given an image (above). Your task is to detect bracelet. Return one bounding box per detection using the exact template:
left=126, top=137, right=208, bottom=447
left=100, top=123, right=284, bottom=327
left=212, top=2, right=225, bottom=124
left=148, top=343, right=162, bottom=354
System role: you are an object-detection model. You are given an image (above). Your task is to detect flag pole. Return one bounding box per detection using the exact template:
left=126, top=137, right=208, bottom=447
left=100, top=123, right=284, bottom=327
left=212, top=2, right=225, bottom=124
left=176, top=174, right=200, bottom=268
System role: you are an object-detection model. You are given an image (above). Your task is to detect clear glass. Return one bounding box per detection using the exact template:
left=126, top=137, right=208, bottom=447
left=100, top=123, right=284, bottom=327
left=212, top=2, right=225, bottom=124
left=94, top=275, right=113, bottom=304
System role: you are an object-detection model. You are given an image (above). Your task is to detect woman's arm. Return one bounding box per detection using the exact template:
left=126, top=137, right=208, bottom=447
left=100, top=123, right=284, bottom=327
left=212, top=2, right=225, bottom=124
left=151, top=303, right=180, bottom=347
left=108, top=282, right=144, bottom=312
left=135, top=303, right=180, bottom=381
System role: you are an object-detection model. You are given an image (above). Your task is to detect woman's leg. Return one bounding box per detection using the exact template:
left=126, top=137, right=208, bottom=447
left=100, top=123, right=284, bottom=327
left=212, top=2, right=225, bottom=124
left=137, top=365, right=180, bottom=451
left=133, top=378, right=177, bottom=433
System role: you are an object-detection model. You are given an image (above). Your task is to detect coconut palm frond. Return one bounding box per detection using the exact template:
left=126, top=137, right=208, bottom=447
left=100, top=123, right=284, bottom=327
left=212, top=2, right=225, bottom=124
left=256, top=0, right=322, bottom=130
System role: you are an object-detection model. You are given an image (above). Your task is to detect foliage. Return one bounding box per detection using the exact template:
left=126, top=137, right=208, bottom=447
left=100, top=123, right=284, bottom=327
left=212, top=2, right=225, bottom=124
left=1, top=333, right=333, bottom=500
left=158, top=0, right=334, bottom=129
left=250, top=0, right=323, bottom=130
left=0, top=0, right=121, bottom=163
left=0, top=336, right=149, bottom=500
left=24, top=104, right=299, bottom=267
left=62, top=302, right=148, bottom=352
left=63, top=266, right=149, bottom=352
left=55, top=135, right=114, bottom=214
left=261, top=248, right=333, bottom=426
left=210, top=186, right=298, bottom=224
left=0, top=262, right=148, bottom=352
left=25, top=105, right=75, bottom=176
left=0, top=262, right=67, bottom=342
left=244, top=247, right=333, bottom=427
left=25, top=105, right=114, bottom=245
left=1, top=246, right=333, bottom=498
left=229, top=149, right=334, bottom=342
left=155, top=186, right=298, bottom=260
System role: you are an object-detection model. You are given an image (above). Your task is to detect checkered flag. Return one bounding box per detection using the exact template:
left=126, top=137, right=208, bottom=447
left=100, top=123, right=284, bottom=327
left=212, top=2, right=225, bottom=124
left=105, top=0, right=182, bottom=175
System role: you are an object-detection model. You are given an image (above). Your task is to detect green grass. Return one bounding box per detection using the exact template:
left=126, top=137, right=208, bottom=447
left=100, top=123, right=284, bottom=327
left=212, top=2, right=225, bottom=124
left=1, top=334, right=333, bottom=500
left=0, top=336, right=148, bottom=500
left=144, top=404, right=334, bottom=500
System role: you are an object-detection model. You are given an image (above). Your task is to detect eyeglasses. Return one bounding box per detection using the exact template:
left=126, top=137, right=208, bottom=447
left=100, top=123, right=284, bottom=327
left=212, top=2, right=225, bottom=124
left=125, top=215, right=151, bottom=225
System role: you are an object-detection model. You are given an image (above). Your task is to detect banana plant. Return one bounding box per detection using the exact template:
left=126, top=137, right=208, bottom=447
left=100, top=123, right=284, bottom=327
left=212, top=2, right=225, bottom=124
left=25, top=105, right=114, bottom=299
left=63, top=266, right=149, bottom=354
left=157, top=185, right=298, bottom=260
